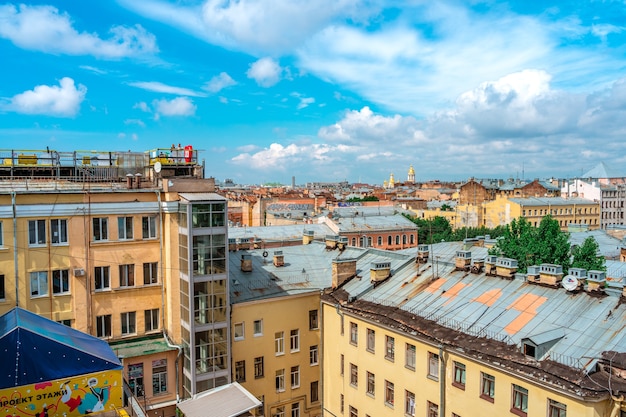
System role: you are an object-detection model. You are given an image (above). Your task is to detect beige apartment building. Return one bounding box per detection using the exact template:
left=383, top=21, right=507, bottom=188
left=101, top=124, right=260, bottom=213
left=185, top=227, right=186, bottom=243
left=0, top=147, right=229, bottom=416
left=482, top=195, right=600, bottom=231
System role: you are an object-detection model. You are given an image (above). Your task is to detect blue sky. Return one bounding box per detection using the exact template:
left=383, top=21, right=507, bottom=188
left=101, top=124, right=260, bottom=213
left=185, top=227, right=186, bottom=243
left=1, top=1, right=625, bottom=185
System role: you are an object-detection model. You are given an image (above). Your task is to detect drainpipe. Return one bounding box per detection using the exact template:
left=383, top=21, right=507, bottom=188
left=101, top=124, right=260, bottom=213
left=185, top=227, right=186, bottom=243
left=156, top=190, right=182, bottom=403
left=610, top=395, right=624, bottom=417
left=11, top=192, right=19, bottom=307
left=439, top=343, right=446, bottom=417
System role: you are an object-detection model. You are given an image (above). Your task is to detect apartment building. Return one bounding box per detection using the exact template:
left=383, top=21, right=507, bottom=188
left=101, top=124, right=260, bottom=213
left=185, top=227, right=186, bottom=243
left=322, top=246, right=626, bottom=417
left=0, top=147, right=228, bottom=415
left=561, top=178, right=626, bottom=230
left=482, top=195, right=600, bottom=231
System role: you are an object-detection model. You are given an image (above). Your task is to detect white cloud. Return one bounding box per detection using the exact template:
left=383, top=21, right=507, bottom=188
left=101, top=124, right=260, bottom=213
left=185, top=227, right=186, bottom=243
left=134, top=102, right=151, bottom=112
left=152, top=97, right=196, bottom=117
left=203, top=72, right=237, bottom=93
left=1, top=77, right=86, bottom=117
left=124, top=118, right=146, bottom=128
left=129, top=82, right=205, bottom=97
left=0, top=4, right=158, bottom=58
left=247, top=57, right=283, bottom=87
left=291, top=92, right=315, bottom=110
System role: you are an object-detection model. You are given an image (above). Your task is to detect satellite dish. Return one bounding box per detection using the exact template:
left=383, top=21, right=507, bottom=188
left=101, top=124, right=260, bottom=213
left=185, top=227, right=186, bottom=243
left=154, top=161, right=162, bottom=173
left=562, top=275, right=578, bottom=291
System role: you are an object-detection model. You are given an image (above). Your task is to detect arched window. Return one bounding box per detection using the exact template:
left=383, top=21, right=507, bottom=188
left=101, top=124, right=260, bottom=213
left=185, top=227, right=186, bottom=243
left=410, top=235, right=415, bottom=244
left=388, top=236, right=392, bottom=245
left=377, top=236, right=382, bottom=246
left=402, top=235, right=407, bottom=244
left=395, top=235, right=400, bottom=245
left=351, top=237, right=357, bottom=246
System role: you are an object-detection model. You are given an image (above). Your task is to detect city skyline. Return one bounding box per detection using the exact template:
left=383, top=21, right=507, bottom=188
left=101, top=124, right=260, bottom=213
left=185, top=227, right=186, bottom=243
left=1, top=1, right=625, bottom=184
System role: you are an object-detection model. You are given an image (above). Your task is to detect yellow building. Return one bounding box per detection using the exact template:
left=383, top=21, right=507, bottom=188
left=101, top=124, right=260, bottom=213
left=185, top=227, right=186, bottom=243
left=228, top=242, right=331, bottom=417
left=483, top=195, right=600, bottom=231
left=321, top=244, right=626, bottom=417
left=0, top=147, right=227, bottom=416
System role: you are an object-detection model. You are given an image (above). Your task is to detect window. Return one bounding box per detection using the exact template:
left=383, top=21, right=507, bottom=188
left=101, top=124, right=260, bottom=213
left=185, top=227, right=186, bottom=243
left=143, top=262, right=158, bottom=284
left=428, top=352, right=439, bottom=379
left=290, top=365, right=300, bottom=388
left=0, top=275, right=5, bottom=300
left=52, top=269, right=70, bottom=295
left=385, top=336, right=395, bottom=361
left=275, top=331, right=284, bottom=354
left=309, top=309, right=319, bottom=329
left=274, top=406, right=285, bottom=417
left=254, top=356, right=264, bottom=378
left=310, top=345, right=319, bottom=365
left=28, top=220, right=46, bottom=245
left=96, top=314, right=111, bottom=338
left=254, top=319, right=263, bottom=336
left=93, top=217, right=108, bottom=241
left=291, top=403, right=300, bottom=417
left=152, top=359, right=167, bottom=395
left=118, top=216, right=133, bottom=240
left=257, top=395, right=264, bottom=417
left=30, top=271, right=48, bottom=297
left=349, top=406, right=357, bottom=417
left=377, top=236, right=382, bottom=246
left=311, top=381, right=319, bottom=403
left=234, top=322, right=245, bottom=340
left=453, top=362, right=466, bottom=389
left=145, top=308, right=159, bottom=332
left=548, top=399, right=566, bottom=417
left=0, top=221, right=3, bottom=246
left=142, top=216, right=157, bottom=239
left=340, top=354, right=344, bottom=375
left=350, top=322, right=358, bottom=345
left=366, top=328, right=375, bottom=352
left=290, top=329, right=300, bottom=352
left=57, top=319, right=71, bottom=327
left=119, top=264, right=135, bottom=287
left=427, top=401, right=438, bottom=417
left=121, top=311, right=136, bottom=335
left=405, top=391, right=415, bottom=416
left=275, top=369, right=285, bottom=392
left=340, top=394, right=344, bottom=413
left=480, top=372, right=495, bottom=402
left=405, top=343, right=416, bottom=370
left=94, top=266, right=110, bottom=290
left=366, top=372, right=375, bottom=396
left=511, top=384, right=528, bottom=415
left=384, top=380, right=394, bottom=407
left=235, top=360, right=246, bottom=382
left=350, top=363, right=358, bottom=386
left=50, top=219, right=68, bottom=244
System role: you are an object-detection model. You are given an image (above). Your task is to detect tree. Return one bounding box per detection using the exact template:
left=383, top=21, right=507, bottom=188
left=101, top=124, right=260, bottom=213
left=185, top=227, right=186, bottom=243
left=571, top=236, right=605, bottom=271
left=489, top=215, right=570, bottom=273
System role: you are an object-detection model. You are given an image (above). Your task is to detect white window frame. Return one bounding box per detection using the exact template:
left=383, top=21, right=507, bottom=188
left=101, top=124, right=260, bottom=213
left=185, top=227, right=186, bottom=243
left=145, top=308, right=159, bottom=332
left=52, top=269, right=70, bottom=295
left=290, top=365, right=300, bottom=388
left=96, top=314, right=111, bottom=338
left=94, top=266, right=110, bottom=291
left=366, top=328, right=375, bottom=352
left=143, top=262, right=158, bottom=285
left=428, top=352, right=439, bottom=379
left=405, top=390, right=415, bottom=416
left=119, top=264, right=135, bottom=287
left=28, top=219, right=46, bottom=246
left=385, top=380, right=394, bottom=407
left=118, top=216, right=134, bottom=240
left=385, top=335, right=395, bottom=361
left=121, top=311, right=136, bottom=335
left=276, top=369, right=285, bottom=392
left=142, top=216, right=157, bottom=239
left=366, top=372, right=375, bottom=396
left=350, top=322, right=358, bottom=345
left=30, top=271, right=48, bottom=297
left=290, top=329, right=300, bottom=352
left=405, top=343, right=416, bottom=370
left=275, top=331, right=285, bottom=355
left=253, top=319, right=263, bottom=336
left=291, top=403, right=300, bottom=417
left=254, top=356, right=264, bottom=378
left=50, top=219, right=68, bottom=245
left=152, top=360, right=167, bottom=395
left=93, top=217, right=108, bottom=241
left=234, top=322, right=245, bottom=341
left=309, top=345, right=319, bottom=365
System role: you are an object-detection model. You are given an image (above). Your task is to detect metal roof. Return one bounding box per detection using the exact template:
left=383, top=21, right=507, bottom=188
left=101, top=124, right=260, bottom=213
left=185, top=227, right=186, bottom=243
left=569, top=230, right=623, bottom=259
left=177, top=382, right=260, bottom=417
left=178, top=192, right=226, bottom=201
left=331, top=214, right=418, bottom=233
left=508, top=196, right=597, bottom=206
left=338, top=241, right=626, bottom=371
left=228, top=224, right=334, bottom=242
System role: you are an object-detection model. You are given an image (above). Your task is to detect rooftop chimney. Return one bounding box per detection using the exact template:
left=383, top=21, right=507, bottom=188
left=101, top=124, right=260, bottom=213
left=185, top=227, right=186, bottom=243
left=303, top=230, right=315, bottom=245
left=495, top=257, right=518, bottom=279
left=325, top=235, right=338, bottom=250
left=332, top=258, right=357, bottom=288
left=586, top=270, right=606, bottom=292
left=241, top=254, right=252, bottom=272
left=273, top=250, right=285, bottom=267
left=537, top=264, right=563, bottom=286
left=417, top=244, right=429, bottom=264
left=370, top=261, right=391, bottom=284
left=455, top=250, right=471, bottom=271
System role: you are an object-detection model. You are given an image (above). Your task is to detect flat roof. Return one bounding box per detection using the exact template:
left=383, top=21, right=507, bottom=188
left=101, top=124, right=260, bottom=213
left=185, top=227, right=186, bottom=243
left=177, top=382, right=260, bottom=417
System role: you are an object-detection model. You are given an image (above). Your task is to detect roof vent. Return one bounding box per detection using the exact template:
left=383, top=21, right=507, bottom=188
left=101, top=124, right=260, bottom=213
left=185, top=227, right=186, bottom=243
left=416, top=244, right=429, bottom=264
left=455, top=250, right=471, bottom=271
left=485, top=255, right=497, bottom=276
left=470, top=258, right=484, bottom=274
left=370, top=261, right=391, bottom=284
left=273, top=251, right=285, bottom=267
left=586, top=270, right=606, bottom=292
left=325, top=235, right=338, bottom=250
left=303, top=230, right=315, bottom=245
left=241, top=254, right=252, bottom=272
left=337, top=236, right=349, bottom=251
left=495, top=257, right=518, bottom=279
left=537, top=264, right=563, bottom=286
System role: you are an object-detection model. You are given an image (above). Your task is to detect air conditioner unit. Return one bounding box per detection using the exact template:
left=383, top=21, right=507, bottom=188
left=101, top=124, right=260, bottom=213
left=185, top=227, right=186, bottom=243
left=73, top=268, right=86, bottom=277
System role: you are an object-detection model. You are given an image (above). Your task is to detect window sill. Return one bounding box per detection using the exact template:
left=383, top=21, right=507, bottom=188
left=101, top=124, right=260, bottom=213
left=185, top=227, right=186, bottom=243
left=405, top=365, right=415, bottom=371
left=480, top=394, right=494, bottom=403
left=385, top=356, right=395, bottom=362
left=510, top=408, right=527, bottom=417
left=452, top=382, right=465, bottom=390
left=427, top=375, right=439, bottom=382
